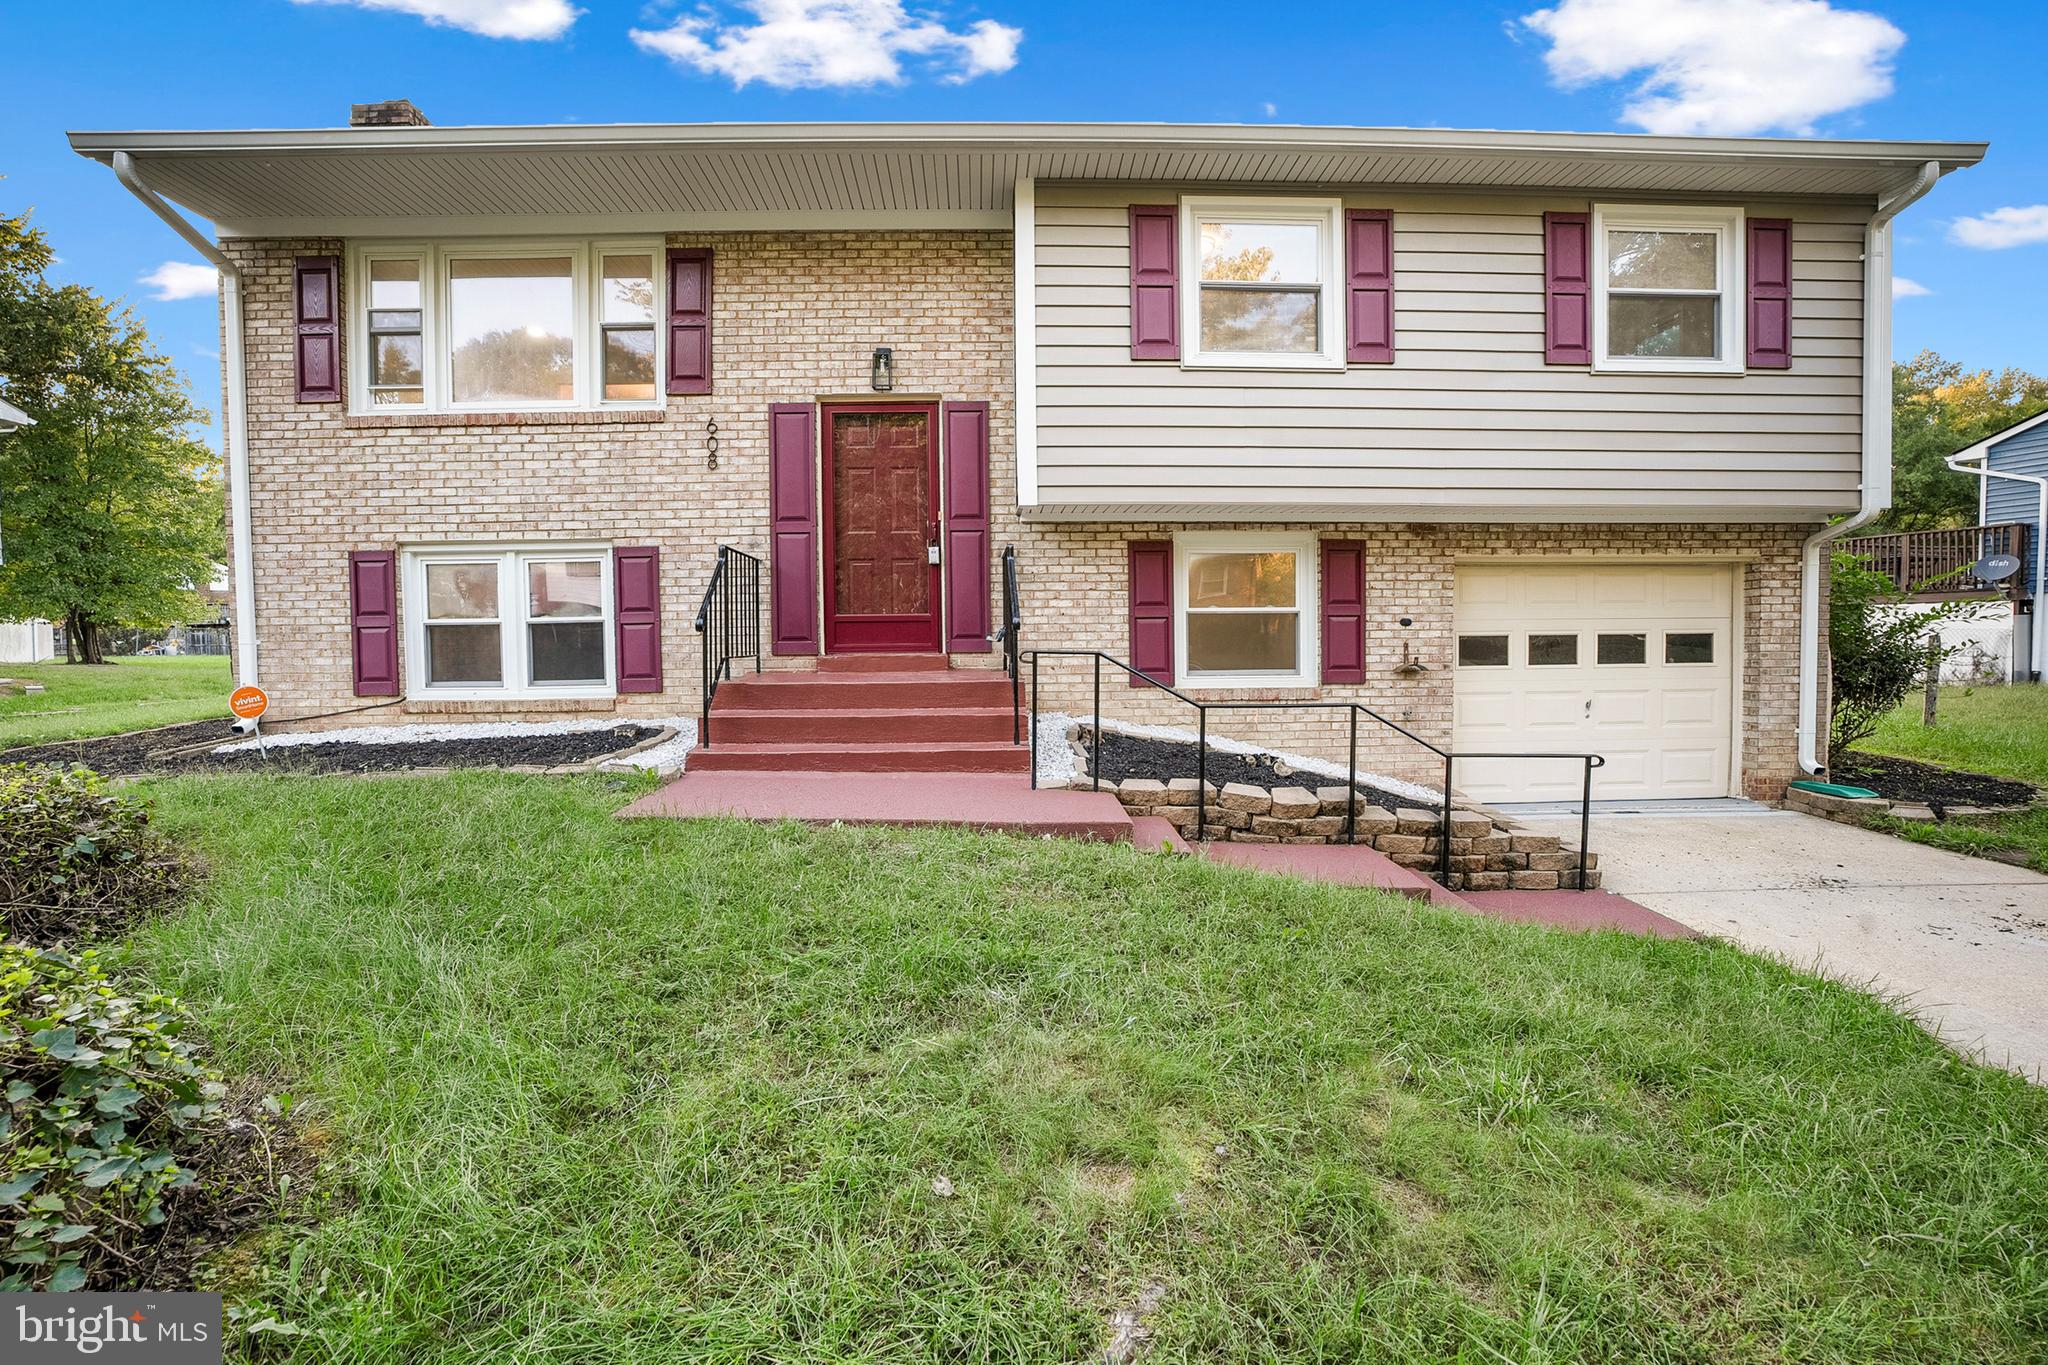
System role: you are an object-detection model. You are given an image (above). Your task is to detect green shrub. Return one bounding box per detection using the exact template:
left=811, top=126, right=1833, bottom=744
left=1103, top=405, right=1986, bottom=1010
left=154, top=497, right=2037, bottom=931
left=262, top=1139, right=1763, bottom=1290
left=0, top=944, right=227, bottom=1291
left=0, top=765, right=190, bottom=945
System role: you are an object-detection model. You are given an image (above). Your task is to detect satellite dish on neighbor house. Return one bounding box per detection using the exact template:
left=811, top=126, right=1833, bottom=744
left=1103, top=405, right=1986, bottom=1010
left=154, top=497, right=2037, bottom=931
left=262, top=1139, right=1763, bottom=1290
left=1972, top=552, right=2023, bottom=583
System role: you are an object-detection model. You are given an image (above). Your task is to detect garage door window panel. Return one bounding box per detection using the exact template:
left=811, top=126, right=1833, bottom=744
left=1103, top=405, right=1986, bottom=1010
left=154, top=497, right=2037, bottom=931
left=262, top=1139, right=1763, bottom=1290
left=1458, top=634, right=1510, bottom=668
left=1666, top=632, right=1716, bottom=664
left=1528, top=633, right=1579, bottom=666
left=1597, top=632, right=1648, bottom=665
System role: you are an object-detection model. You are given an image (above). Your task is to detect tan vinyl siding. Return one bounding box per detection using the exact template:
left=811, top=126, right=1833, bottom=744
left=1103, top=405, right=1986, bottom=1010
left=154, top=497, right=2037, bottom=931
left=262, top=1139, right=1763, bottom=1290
left=1032, top=185, right=1865, bottom=518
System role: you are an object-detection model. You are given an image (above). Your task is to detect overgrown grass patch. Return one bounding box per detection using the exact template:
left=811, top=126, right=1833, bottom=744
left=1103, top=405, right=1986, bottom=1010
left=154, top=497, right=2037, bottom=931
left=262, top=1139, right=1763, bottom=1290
left=122, top=771, right=2048, bottom=1363
left=0, top=657, right=233, bottom=749
left=1863, top=685, right=2048, bottom=785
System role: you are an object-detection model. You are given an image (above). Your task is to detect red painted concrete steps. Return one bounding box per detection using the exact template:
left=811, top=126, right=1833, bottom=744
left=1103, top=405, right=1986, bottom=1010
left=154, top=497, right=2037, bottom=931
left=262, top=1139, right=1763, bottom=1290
left=696, top=659, right=1023, bottom=772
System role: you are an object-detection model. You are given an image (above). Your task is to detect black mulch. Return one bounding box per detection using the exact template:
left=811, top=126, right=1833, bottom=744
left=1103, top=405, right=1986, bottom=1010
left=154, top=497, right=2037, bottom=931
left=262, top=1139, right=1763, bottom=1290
left=1081, top=729, right=1439, bottom=812
left=1, top=721, right=664, bottom=777
left=1834, top=751, right=2037, bottom=811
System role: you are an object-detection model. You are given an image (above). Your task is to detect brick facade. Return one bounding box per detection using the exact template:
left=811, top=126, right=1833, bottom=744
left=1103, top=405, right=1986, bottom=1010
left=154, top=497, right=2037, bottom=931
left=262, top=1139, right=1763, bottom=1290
left=225, top=228, right=1817, bottom=800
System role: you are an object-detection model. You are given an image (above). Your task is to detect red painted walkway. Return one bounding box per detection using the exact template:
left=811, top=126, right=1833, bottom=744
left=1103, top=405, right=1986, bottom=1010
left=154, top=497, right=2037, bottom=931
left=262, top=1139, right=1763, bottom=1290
left=1459, top=889, right=1697, bottom=939
left=617, top=770, right=1132, bottom=840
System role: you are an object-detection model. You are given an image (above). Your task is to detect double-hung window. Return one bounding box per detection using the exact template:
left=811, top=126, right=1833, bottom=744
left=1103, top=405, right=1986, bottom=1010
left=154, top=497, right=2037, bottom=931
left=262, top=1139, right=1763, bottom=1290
left=351, top=242, right=663, bottom=412
left=1175, top=533, right=1318, bottom=687
left=406, top=547, right=614, bottom=698
left=1591, top=205, right=1744, bottom=374
left=1181, top=197, right=1344, bottom=369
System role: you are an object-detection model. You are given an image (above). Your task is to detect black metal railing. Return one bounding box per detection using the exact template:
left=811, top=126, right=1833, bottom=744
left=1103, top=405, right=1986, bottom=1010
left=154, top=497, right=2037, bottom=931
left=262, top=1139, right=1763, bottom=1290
left=1025, top=649, right=1605, bottom=888
left=692, top=545, right=763, bottom=747
left=995, top=545, right=1022, bottom=744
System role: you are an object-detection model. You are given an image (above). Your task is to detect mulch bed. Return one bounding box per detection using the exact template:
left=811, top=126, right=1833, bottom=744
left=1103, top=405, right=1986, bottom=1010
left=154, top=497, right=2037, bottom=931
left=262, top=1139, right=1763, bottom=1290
left=1082, top=730, right=1439, bottom=812
left=1833, top=752, right=2037, bottom=811
left=2, top=721, right=664, bottom=777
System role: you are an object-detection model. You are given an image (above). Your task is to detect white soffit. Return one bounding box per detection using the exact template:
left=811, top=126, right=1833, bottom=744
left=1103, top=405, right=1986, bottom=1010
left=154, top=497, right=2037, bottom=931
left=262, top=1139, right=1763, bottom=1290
left=67, top=123, right=1988, bottom=237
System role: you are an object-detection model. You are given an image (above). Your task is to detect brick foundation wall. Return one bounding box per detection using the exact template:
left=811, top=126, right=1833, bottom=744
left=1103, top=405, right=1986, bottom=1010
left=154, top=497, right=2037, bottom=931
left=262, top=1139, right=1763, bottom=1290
left=224, top=229, right=1818, bottom=799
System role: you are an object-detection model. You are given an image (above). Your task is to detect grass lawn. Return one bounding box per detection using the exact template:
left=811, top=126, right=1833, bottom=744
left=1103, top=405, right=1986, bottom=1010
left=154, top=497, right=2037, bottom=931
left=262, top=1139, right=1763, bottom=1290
left=0, top=655, right=233, bottom=748
left=118, top=771, right=2048, bottom=1363
left=1858, top=686, right=2048, bottom=869
left=1862, top=685, right=2048, bottom=784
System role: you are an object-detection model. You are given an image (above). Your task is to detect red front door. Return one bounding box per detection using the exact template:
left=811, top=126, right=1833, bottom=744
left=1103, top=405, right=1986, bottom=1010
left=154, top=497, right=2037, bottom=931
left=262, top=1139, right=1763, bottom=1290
left=822, top=403, right=942, bottom=653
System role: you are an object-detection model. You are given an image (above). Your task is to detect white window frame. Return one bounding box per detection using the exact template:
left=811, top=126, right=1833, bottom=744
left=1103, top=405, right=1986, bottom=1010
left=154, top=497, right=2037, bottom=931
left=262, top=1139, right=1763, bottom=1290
left=1591, top=204, right=1745, bottom=376
left=1174, top=531, right=1319, bottom=688
left=1179, top=196, right=1345, bottom=372
left=402, top=544, right=616, bottom=700
left=348, top=240, right=664, bottom=414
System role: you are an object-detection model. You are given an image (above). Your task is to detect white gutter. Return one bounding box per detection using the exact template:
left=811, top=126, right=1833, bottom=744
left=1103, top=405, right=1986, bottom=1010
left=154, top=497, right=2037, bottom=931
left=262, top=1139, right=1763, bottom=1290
left=111, top=151, right=258, bottom=717
left=1796, top=158, right=1944, bottom=775
left=1947, top=449, right=2046, bottom=681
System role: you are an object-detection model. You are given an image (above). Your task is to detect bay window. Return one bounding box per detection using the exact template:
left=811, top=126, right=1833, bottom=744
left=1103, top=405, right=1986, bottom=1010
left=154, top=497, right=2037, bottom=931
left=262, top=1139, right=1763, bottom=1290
left=1175, top=533, right=1318, bottom=686
left=1591, top=206, right=1744, bottom=374
left=406, top=547, right=614, bottom=698
left=350, top=241, right=662, bottom=412
left=1181, top=197, right=1344, bottom=369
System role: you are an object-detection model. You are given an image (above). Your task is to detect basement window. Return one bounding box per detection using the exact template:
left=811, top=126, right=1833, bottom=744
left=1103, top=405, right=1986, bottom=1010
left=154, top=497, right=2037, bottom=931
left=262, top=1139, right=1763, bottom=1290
left=405, top=546, right=614, bottom=699
left=1174, top=532, right=1318, bottom=687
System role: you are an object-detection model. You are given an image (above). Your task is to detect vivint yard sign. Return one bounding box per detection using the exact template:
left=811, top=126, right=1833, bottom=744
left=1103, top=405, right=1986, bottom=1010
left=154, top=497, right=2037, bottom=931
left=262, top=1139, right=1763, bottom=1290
left=3, top=1293, right=220, bottom=1362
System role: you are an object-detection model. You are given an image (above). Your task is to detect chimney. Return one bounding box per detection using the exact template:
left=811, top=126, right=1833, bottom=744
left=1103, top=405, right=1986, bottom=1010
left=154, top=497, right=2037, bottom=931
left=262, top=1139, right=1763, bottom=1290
left=350, top=100, right=431, bottom=128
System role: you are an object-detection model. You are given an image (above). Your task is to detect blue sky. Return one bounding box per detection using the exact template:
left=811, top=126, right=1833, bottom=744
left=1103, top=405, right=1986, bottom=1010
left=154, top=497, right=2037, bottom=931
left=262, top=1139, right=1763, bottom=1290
left=4, top=0, right=2045, bottom=450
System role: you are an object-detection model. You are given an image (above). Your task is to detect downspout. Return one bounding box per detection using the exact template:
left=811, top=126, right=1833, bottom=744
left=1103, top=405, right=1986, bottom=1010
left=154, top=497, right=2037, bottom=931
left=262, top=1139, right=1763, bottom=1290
left=110, top=152, right=259, bottom=718
left=1945, top=449, right=2046, bottom=681
left=1796, top=158, right=1944, bottom=774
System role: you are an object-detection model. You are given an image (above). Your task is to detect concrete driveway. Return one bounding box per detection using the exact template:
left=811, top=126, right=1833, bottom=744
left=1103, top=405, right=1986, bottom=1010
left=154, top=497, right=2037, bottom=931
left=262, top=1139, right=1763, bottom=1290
left=1517, top=805, right=2048, bottom=1081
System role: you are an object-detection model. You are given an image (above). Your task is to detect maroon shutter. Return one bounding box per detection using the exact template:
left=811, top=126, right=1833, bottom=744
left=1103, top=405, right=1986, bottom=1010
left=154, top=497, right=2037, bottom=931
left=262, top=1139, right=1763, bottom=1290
left=666, top=247, right=712, bottom=395
left=614, top=546, right=662, bottom=693
left=1542, top=212, right=1592, bottom=365
left=1747, top=217, right=1793, bottom=370
left=294, top=256, right=341, bottom=402
left=347, top=550, right=398, bottom=696
left=941, top=401, right=992, bottom=653
left=768, top=403, right=819, bottom=655
left=1127, top=540, right=1173, bottom=687
left=1320, top=541, right=1367, bottom=684
left=1345, top=209, right=1395, bottom=363
left=1128, top=205, right=1180, bottom=360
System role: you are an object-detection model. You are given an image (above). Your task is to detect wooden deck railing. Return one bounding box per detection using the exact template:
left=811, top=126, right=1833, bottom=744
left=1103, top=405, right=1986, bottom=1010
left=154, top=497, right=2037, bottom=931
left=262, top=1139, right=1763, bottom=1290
left=1838, top=522, right=2032, bottom=599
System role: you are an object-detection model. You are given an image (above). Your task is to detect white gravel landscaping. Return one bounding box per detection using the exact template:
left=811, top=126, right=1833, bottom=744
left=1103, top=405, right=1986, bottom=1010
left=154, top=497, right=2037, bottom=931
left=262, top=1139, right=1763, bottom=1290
left=214, top=716, right=701, bottom=774
left=1035, top=711, right=1442, bottom=806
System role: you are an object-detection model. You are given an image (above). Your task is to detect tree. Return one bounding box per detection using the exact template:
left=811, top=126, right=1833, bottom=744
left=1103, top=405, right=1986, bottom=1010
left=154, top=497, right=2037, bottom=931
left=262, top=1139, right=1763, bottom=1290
left=1881, top=350, right=2048, bottom=532
left=0, top=211, right=224, bottom=664
left=1827, top=549, right=1982, bottom=765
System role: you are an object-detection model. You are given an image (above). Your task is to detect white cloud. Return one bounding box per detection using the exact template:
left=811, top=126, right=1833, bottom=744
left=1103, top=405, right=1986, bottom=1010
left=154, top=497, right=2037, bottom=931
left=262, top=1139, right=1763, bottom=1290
left=141, top=262, right=219, bottom=301
left=1262, top=102, right=1278, bottom=118
left=1517, top=0, right=1904, bottom=135
left=630, top=1, right=1021, bottom=89
left=1891, top=276, right=1931, bottom=298
left=1948, top=205, right=2048, bottom=250
left=292, top=0, right=579, bottom=40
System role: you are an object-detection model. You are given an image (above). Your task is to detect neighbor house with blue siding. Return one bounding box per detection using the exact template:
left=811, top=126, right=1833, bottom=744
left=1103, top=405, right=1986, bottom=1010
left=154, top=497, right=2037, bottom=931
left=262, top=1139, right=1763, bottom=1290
left=1951, top=407, right=2048, bottom=680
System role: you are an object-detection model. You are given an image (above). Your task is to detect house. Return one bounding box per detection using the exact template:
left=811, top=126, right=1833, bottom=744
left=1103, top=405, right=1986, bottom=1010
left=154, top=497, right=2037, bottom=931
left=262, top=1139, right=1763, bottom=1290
left=0, top=394, right=53, bottom=660
left=69, top=110, right=1985, bottom=803
left=1949, top=407, right=2048, bottom=680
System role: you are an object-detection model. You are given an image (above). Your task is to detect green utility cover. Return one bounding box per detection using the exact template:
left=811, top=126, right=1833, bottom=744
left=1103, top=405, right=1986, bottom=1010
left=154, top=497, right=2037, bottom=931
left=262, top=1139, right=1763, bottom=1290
left=1789, top=779, right=1881, bottom=799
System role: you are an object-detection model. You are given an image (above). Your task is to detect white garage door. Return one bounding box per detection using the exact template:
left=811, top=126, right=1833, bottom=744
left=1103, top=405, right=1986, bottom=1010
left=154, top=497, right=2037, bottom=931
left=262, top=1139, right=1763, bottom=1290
left=1452, top=564, right=1736, bottom=802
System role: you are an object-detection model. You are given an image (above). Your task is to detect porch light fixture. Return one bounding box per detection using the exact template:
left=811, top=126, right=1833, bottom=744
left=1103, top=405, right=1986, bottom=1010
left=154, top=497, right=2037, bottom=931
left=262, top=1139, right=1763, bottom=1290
left=870, top=347, right=894, bottom=392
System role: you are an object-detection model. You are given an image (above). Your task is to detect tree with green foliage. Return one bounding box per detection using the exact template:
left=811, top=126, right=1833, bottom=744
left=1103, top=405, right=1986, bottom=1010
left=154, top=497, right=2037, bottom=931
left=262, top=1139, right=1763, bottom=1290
left=0, top=211, right=223, bottom=664
left=1882, top=350, right=2048, bottom=532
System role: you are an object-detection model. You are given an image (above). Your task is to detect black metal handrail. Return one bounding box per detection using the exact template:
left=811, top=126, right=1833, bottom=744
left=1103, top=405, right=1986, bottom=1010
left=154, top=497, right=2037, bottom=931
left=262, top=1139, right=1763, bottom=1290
left=1025, top=648, right=1605, bottom=887
left=994, top=545, right=1022, bottom=744
left=692, top=545, right=762, bottom=747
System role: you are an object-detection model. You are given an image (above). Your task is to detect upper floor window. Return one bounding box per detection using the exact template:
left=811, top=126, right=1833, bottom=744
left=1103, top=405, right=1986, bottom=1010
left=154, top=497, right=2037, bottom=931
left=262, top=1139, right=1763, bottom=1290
left=1591, top=205, right=1744, bottom=375
left=350, top=241, right=663, bottom=412
left=1181, top=197, right=1344, bottom=371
